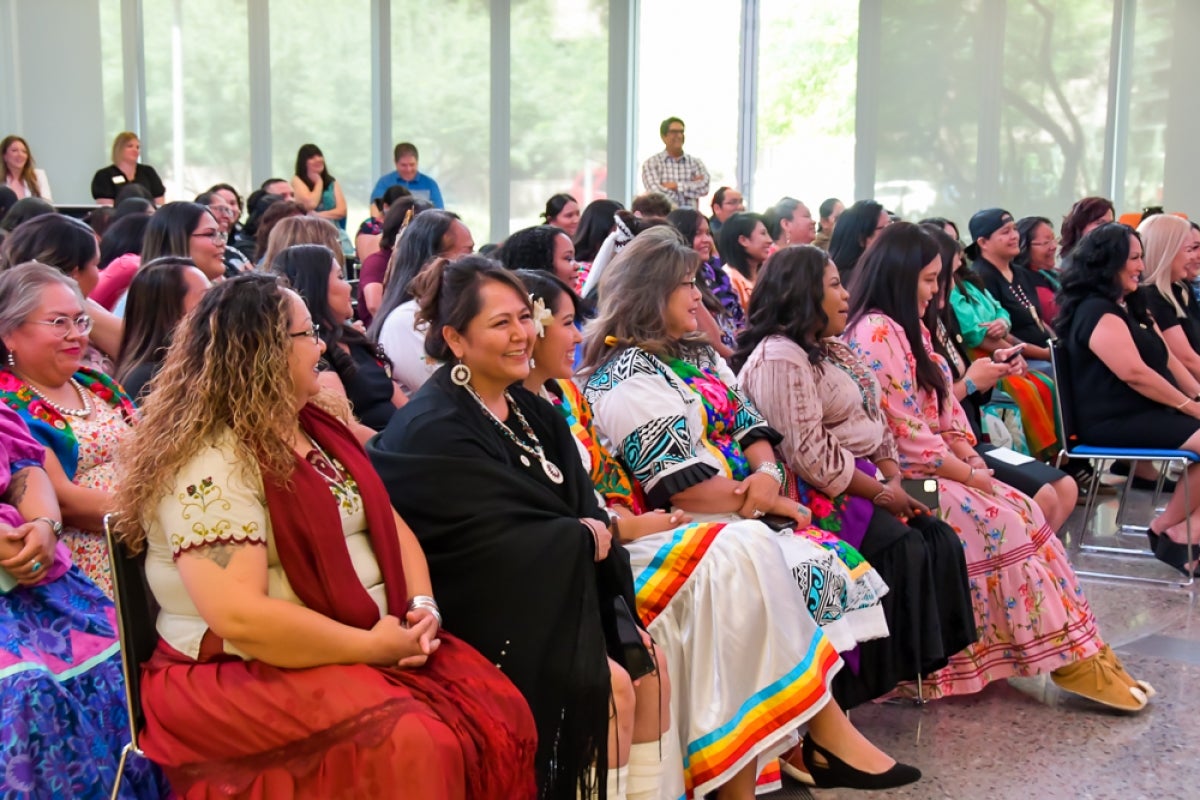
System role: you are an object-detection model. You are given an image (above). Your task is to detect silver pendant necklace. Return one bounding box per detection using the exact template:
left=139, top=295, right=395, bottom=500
left=464, top=385, right=564, bottom=484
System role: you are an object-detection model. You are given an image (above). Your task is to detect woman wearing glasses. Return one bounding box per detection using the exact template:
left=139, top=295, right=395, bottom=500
left=0, top=263, right=139, bottom=596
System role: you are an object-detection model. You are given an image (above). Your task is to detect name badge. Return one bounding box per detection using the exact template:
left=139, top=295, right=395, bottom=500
left=112, top=175, right=126, bottom=185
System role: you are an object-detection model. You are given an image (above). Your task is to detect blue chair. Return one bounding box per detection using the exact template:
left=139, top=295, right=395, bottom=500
left=1049, top=339, right=1196, bottom=587
left=104, top=513, right=161, bottom=799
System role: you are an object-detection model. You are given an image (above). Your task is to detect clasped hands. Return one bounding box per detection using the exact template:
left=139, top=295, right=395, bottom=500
left=370, top=606, right=441, bottom=670
left=0, top=518, right=57, bottom=586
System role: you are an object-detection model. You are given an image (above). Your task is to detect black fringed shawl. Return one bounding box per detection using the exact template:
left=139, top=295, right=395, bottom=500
left=368, top=364, right=620, bottom=799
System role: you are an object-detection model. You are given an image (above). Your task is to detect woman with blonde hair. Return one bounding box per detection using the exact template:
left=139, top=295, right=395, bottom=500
left=111, top=273, right=536, bottom=798
left=90, top=131, right=165, bottom=206
left=1137, top=213, right=1200, bottom=379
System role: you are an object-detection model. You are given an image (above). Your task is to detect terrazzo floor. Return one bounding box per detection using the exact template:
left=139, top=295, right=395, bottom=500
left=764, top=475, right=1198, bottom=800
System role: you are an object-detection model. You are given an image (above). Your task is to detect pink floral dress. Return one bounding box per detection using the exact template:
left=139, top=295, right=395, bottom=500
left=59, top=400, right=126, bottom=595
left=845, top=312, right=1102, bottom=697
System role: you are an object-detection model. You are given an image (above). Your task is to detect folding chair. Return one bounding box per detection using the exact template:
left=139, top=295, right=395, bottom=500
left=104, top=513, right=162, bottom=800
left=1048, top=340, right=1196, bottom=587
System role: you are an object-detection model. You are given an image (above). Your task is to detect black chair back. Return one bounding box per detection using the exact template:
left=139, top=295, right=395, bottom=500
left=103, top=514, right=160, bottom=748
left=1048, top=339, right=1081, bottom=449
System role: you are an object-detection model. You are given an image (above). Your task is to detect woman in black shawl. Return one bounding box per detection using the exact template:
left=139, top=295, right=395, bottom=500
left=367, top=255, right=656, bottom=799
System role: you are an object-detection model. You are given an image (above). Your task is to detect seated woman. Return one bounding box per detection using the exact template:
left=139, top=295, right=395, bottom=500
left=291, top=143, right=347, bottom=230
left=114, top=257, right=211, bottom=402
left=1059, top=196, right=1116, bottom=261
left=367, top=256, right=660, bottom=798
left=1137, top=213, right=1200, bottom=381
left=0, top=403, right=165, bottom=798
left=945, top=225, right=1059, bottom=459
left=843, top=222, right=1150, bottom=711
left=965, top=208, right=1054, bottom=374
left=667, top=208, right=743, bottom=356
left=1014, top=215, right=1061, bottom=323
left=542, top=193, right=581, bottom=239
left=923, top=227, right=1079, bottom=527
left=716, top=212, right=772, bottom=309
left=272, top=244, right=406, bottom=435
left=356, top=197, right=432, bottom=327
left=111, top=273, right=536, bottom=799
left=1, top=212, right=124, bottom=369
left=356, top=184, right=411, bottom=264
left=734, top=245, right=977, bottom=709
left=498, top=224, right=580, bottom=286
left=1056, top=223, right=1200, bottom=576
left=581, top=228, right=889, bottom=654
left=572, top=198, right=624, bottom=290
left=828, top=199, right=888, bottom=283
left=0, top=263, right=139, bottom=597
left=518, top=268, right=920, bottom=797
left=2, top=134, right=52, bottom=201
left=90, top=132, right=165, bottom=207
left=371, top=211, right=475, bottom=393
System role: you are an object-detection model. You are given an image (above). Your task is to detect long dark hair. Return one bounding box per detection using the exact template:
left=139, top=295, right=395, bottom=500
left=731, top=245, right=832, bottom=373
left=271, top=244, right=386, bottom=379
left=541, top=193, right=576, bottom=225
left=1014, top=215, right=1053, bottom=272
left=368, top=210, right=460, bottom=340
left=1056, top=222, right=1149, bottom=329
left=718, top=212, right=766, bottom=278
left=847, top=222, right=948, bottom=408
left=921, top=225, right=968, bottom=373
left=499, top=225, right=565, bottom=274
left=293, top=143, right=334, bottom=191
left=829, top=199, right=883, bottom=279
left=99, top=213, right=150, bottom=269
left=142, top=202, right=212, bottom=262
left=115, top=257, right=198, bottom=384
left=574, top=199, right=624, bottom=263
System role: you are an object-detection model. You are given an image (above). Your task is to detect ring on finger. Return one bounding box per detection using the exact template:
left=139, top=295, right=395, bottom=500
left=31, top=561, right=42, bottom=573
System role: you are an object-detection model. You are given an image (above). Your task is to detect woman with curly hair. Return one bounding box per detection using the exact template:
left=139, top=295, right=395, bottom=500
left=111, top=273, right=536, bottom=799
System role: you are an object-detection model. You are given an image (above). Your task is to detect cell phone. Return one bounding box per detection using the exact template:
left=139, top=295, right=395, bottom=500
left=760, top=513, right=797, bottom=532
left=993, top=343, right=1026, bottom=363
left=901, top=478, right=940, bottom=511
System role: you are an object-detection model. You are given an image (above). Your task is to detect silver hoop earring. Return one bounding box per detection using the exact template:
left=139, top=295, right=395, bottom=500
left=450, top=361, right=472, bottom=386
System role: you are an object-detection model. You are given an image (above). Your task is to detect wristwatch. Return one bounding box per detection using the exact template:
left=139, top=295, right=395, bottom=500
left=32, top=516, right=62, bottom=536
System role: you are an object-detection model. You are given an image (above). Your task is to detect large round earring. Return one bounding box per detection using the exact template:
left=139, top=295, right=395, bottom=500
left=450, top=361, right=472, bottom=386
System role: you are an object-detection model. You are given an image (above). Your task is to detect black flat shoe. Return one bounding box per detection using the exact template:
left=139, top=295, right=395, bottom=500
left=1110, top=461, right=1176, bottom=492
left=800, top=734, right=921, bottom=790
left=1153, top=533, right=1199, bottom=577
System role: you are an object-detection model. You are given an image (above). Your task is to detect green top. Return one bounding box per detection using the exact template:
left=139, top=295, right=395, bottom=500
left=950, top=280, right=1010, bottom=348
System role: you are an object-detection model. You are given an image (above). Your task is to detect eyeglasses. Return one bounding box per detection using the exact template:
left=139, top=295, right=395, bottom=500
left=289, top=324, right=321, bottom=342
left=27, top=314, right=93, bottom=337
left=191, top=230, right=228, bottom=245
left=666, top=128, right=685, bottom=136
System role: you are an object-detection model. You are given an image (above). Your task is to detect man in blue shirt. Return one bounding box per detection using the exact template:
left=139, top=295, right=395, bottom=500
left=370, top=142, right=445, bottom=208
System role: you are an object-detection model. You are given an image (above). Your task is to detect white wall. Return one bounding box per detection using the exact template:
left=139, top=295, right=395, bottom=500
left=0, top=0, right=106, bottom=203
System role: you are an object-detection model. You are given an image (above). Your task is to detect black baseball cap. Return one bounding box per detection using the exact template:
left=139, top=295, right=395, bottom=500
left=964, top=208, right=1014, bottom=260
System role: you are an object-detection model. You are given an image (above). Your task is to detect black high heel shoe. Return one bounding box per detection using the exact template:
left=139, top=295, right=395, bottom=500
left=800, top=733, right=922, bottom=790
left=1153, top=532, right=1199, bottom=577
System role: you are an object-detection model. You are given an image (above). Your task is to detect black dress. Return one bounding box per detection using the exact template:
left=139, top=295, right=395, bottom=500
left=89, top=163, right=165, bottom=202
left=337, top=339, right=399, bottom=431
left=1142, top=282, right=1200, bottom=355
left=1064, top=295, right=1200, bottom=449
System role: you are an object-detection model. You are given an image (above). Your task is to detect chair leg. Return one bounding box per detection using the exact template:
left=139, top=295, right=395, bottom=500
left=110, top=743, right=132, bottom=800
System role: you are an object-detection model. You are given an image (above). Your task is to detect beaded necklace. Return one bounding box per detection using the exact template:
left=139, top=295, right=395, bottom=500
left=21, top=376, right=92, bottom=418
left=823, top=346, right=881, bottom=421
left=465, top=385, right=564, bottom=484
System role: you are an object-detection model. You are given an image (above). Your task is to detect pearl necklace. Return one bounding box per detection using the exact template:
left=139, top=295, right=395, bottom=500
left=465, top=385, right=564, bottom=484
left=22, top=377, right=93, bottom=418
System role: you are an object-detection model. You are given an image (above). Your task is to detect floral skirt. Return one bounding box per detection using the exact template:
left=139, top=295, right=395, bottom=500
left=0, top=566, right=167, bottom=799
left=921, top=477, right=1102, bottom=698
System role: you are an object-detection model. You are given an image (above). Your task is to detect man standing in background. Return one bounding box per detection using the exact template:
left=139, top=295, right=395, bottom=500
left=641, top=117, right=710, bottom=209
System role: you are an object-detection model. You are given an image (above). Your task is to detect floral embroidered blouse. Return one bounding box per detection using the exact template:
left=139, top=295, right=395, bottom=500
left=842, top=312, right=975, bottom=477
left=144, top=432, right=386, bottom=660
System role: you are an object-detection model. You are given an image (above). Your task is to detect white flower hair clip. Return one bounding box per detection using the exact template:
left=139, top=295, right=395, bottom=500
left=531, top=295, right=554, bottom=338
